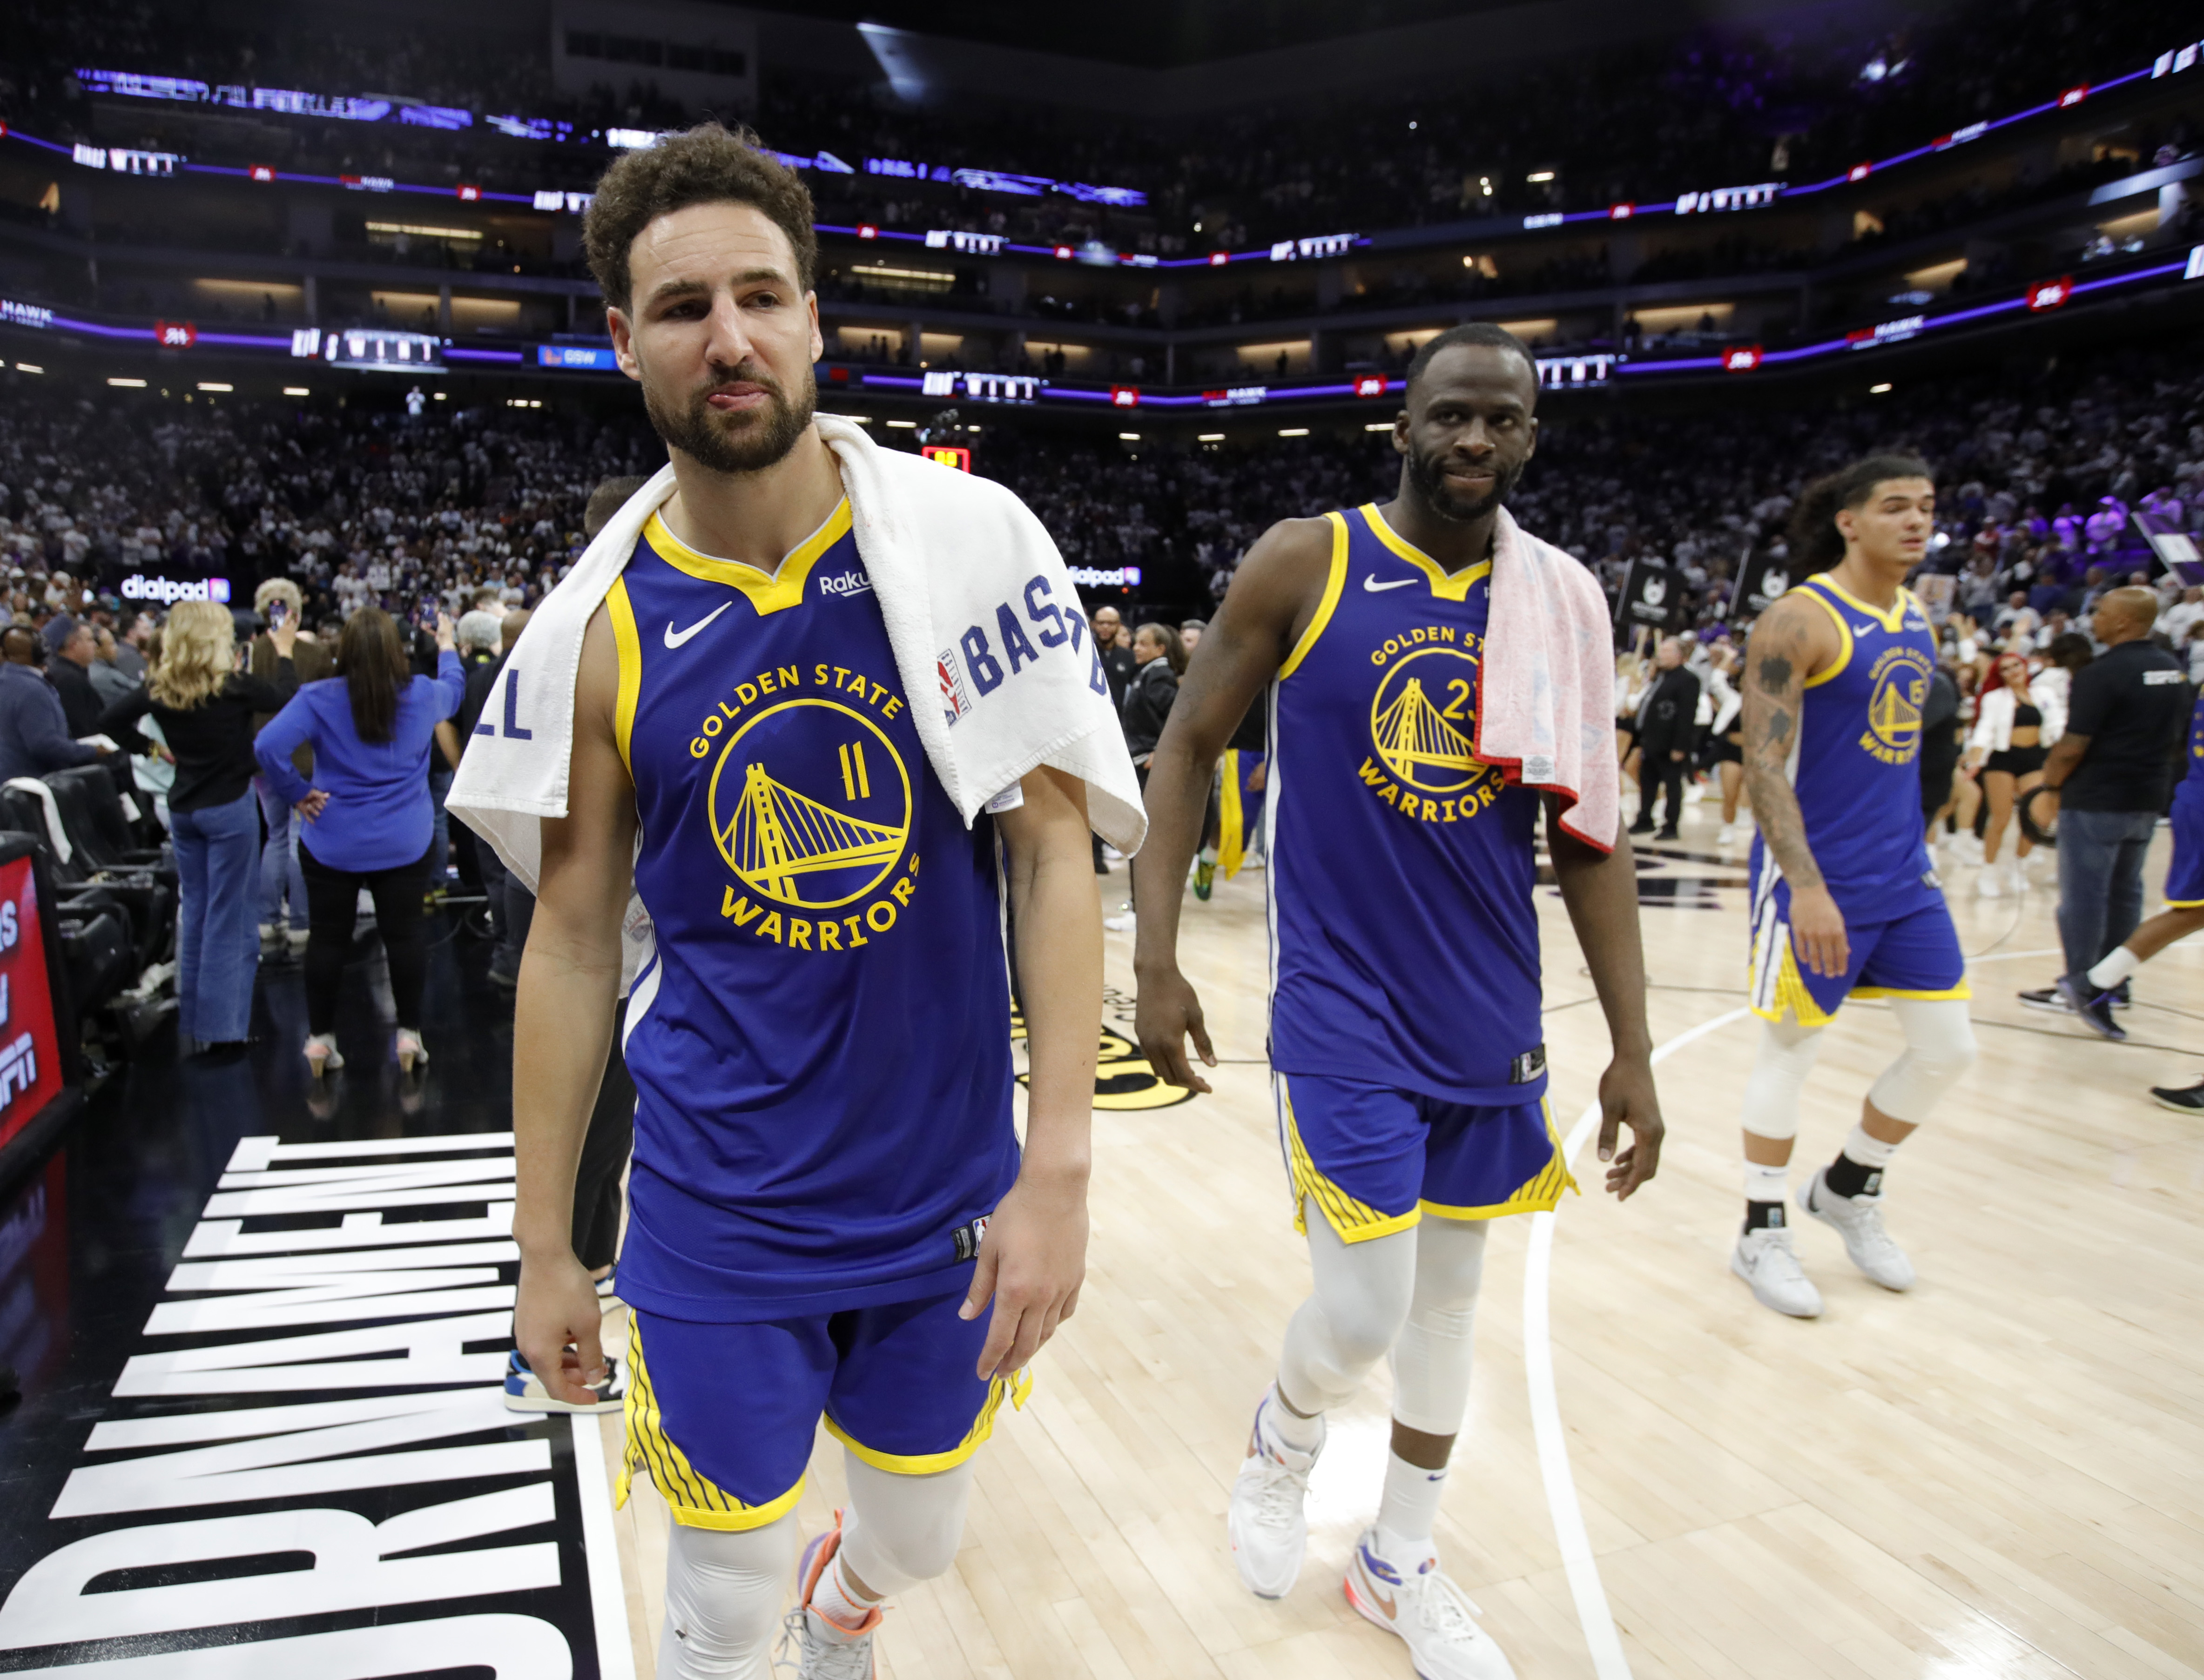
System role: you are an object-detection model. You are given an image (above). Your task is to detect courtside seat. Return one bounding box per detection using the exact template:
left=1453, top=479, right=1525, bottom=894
left=42, top=767, right=172, bottom=878
left=3, top=784, right=173, bottom=974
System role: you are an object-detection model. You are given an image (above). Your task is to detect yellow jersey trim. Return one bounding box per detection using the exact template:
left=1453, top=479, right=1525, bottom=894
left=1416, top=1099, right=1579, bottom=1220
left=1853, top=982, right=1974, bottom=1002
left=2165, top=897, right=2204, bottom=910
left=605, top=576, right=641, bottom=773
left=823, top=1367, right=1033, bottom=1475
left=1281, top=1076, right=1422, bottom=1243
left=617, top=1314, right=806, bottom=1531
left=1279, top=512, right=1349, bottom=680
left=1359, top=504, right=1493, bottom=601
left=1795, top=582, right=1854, bottom=690
left=1813, top=574, right=1913, bottom=633
left=1218, top=748, right=1246, bottom=880
left=644, top=497, right=852, bottom=616
left=1749, top=934, right=1839, bottom=1027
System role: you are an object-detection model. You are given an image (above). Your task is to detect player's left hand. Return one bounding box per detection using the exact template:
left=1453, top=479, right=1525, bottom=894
left=1595, top=1051, right=1664, bottom=1200
left=960, top=1168, right=1089, bottom=1381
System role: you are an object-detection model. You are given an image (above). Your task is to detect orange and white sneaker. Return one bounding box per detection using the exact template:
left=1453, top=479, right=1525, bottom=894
left=1343, top=1528, right=1517, bottom=1680
left=778, top=1510, right=882, bottom=1679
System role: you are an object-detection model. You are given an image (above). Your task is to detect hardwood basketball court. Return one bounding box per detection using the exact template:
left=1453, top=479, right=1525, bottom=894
left=598, top=800, right=2204, bottom=1680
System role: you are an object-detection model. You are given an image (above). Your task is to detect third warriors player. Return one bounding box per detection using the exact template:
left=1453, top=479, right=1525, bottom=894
left=1732, top=456, right=1979, bottom=1318
left=1136, top=324, right=1664, bottom=1680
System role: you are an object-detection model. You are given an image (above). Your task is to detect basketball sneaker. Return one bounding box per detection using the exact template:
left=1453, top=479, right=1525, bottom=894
left=2056, top=975, right=2125, bottom=1042
left=1799, top=1169, right=1914, bottom=1290
left=501, top=1347, right=626, bottom=1413
left=780, top=1510, right=881, bottom=1679
left=1731, top=1225, right=1822, bottom=1317
left=1229, top=1392, right=1323, bottom=1598
left=2150, top=1079, right=2204, bottom=1114
left=1343, top=1530, right=1517, bottom=1679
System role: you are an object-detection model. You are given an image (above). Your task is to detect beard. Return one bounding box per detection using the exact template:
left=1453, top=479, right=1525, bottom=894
left=1404, top=442, right=1523, bottom=523
left=643, top=359, right=816, bottom=475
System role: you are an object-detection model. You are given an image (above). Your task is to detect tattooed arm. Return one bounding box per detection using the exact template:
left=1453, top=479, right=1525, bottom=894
left=1741, top=593, right=1849, bottom=978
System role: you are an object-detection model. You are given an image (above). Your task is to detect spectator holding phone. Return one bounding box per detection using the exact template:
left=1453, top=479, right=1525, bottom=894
left=250, top=579, right=334, bottom=957
left=255, top=606, right=465, bottom=1077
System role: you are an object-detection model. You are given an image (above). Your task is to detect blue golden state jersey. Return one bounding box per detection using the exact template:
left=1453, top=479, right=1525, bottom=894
left=2180, top=689, right=2204, bottom=796
left=1265, top=504, right=1545, bottom=1104
left=2162, top=691, right=2204, bottom=911
left=608, top=500, right=1019, bottom=1322
left=1749, top=575, right=1940, bottom=913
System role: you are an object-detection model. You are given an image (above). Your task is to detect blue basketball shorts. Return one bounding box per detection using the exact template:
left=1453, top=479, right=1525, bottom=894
left=617, top=1294, right=1027, bottom=1530
left=1747, top=874, right=1968, bottom=1026
left=1273, top=1071, right=1575, bottom=1244
left=2165, top=789, right=2204, bottom=909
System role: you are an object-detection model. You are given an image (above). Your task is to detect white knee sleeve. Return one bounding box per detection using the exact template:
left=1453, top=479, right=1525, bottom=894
left=659, top=1512, right=799, bottom=1680
left=1867, top=998, right=1977, bottom=1125
left=1388, top=1216, right=1488, bottom=1437
left=838, top=1454, right=975, bottom=1597
left=1277, top=1206, right=1417, bottom=1413
left=1741, top=1016, right=1823, bottom=1142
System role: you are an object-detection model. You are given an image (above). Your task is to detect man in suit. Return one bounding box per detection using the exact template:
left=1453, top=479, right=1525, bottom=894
left=1631, top=635, right=1701, bottom=840
left=0, top=624, right=106, bottom=783
left=43, top=616, right=104, bottom=739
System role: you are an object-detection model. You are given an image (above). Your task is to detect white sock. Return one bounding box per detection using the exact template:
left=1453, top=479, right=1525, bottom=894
left=1841, top=1122, right=1900, bottom=1170
left=1374, top=1449, right=1447, bottom=1559
left=1742, top=1161, right=1789, bottom=1204
left=2086, top=947, right=2140, bottom=990
left=807, top=1555, right=876, bottom=1643
left=1263, top=1382, right=1324, bottom=1453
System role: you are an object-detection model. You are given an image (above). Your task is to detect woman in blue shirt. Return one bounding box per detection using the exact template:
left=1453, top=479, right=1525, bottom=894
left=256, top=607, right=465, bottom=1076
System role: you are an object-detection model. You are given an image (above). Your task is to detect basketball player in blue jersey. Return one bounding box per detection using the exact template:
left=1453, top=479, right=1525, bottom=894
left=1732, top=457, right=1980, bottom=1319
left=1136, top=324, right=1665, bottom=1680
left=506, top=129, right=1105, bottom=1679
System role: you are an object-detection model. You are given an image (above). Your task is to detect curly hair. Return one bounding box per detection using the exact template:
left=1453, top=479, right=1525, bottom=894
left=1786, top=453, right=1934, bottom=572
left=582, top=124, right=817, bottom=316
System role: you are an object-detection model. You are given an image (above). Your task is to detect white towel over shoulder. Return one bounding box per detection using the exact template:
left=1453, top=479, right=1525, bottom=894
left=448, top=415, right=1145, bottom=902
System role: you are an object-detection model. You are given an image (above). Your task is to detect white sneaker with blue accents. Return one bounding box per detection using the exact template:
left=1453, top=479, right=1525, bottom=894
left=1343, top=1528, right=1517, bottom=1679
left=1227, top=1392, right=1323, bottom=1599
left=501, top=1347, right=625, bottom=1413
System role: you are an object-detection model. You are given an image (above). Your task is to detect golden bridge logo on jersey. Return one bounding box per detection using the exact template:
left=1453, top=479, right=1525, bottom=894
left=703, top=671, right=920, bottom=952
left=1861, top=646, right=1934, bottom=764
left=1358, top=632, right=1501, bottom=822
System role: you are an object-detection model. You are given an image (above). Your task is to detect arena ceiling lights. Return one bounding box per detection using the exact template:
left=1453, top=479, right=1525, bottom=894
left=12, top=32, right=2199, bottom=267
left=2, top=260, right=2199, bottom=405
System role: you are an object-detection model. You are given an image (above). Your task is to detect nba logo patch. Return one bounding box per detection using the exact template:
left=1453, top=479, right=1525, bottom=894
left=951, top=1214, right=990, bottom=1260
left=937, top=647, right=972, bottom=727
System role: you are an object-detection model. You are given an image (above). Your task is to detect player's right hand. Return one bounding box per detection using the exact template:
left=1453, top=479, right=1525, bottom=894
left=1788, top=883, right=1850, bottom=979
left=515, top=1249, right=607, bottom=1406
left=1135, top=963, right=1216, bottom=1095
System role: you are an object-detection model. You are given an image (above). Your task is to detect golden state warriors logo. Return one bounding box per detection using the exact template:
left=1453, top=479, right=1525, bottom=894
left=1860, top=646, right=1933, bottom=766
left=709, top=700, right=912, bottom=908
left=685, top=663, right=922, bottom=953
left=1357, top=630, right=1503, bottom=822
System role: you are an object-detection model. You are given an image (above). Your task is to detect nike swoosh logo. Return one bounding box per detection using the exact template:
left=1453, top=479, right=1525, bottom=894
left=664, top=603, right=734, bottom=649
left=1363, top=576, right=1416, bottom=592
left=1852, top=622, right=1875, bottom=634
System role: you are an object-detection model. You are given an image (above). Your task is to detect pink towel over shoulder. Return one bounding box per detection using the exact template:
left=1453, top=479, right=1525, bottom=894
left=1473, top=508, right=1621, bottom=853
